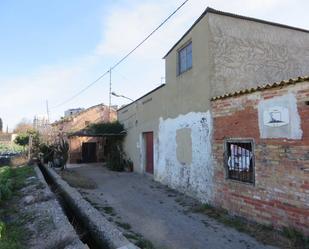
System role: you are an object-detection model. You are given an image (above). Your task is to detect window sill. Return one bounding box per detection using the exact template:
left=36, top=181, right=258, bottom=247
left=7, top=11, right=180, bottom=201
left=177, top=67, right=192, bottom=76
left=225, top=178, right=255, bottom=187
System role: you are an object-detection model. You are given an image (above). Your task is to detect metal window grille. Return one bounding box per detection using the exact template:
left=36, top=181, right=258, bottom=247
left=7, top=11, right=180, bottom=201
left=225, top=140, right=254, bottom=184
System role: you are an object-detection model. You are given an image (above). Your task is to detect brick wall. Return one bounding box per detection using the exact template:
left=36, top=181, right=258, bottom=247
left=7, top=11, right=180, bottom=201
left=68, top=136, right=106, bottom=163
left=211, top=81, right=309, bottom=235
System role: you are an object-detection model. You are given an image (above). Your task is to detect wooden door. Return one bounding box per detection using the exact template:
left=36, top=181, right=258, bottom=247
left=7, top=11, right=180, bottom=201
left=144, top=132, right=154, bottom=174
left=82, top=142, right=97, bottom=163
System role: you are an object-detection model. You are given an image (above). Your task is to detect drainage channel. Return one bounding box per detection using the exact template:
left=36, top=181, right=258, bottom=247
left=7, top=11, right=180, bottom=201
left=38, top=164, right=105, bottom=249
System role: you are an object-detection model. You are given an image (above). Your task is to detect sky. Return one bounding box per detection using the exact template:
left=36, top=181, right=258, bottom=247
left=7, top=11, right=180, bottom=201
left=0, top=0, right=308, bottom=131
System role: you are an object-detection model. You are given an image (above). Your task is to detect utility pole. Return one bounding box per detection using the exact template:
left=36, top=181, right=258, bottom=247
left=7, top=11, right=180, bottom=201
left=109, top=68, right=112, bottom=121
left=46, top=100, right=50, bottom=124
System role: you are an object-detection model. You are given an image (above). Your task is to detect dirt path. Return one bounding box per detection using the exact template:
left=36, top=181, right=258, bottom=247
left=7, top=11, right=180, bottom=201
left=68, top=164, right=281, bottom=249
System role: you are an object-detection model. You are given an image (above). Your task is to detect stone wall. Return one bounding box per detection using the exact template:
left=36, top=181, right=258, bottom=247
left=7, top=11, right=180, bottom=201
left=211, top=81, right=309, bottom=234
left=68, top=136, right=106, bottom=163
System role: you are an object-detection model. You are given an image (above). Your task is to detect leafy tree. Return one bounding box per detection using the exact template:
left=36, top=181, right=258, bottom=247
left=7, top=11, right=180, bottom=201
left=14, top=133, right=29, bottom=147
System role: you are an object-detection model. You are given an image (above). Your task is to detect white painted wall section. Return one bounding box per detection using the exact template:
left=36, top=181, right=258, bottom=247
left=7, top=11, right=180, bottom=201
left=156, top=111, right=213, bottom=203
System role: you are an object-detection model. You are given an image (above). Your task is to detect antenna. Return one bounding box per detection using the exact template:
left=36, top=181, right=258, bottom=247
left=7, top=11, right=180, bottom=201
left=109, top=68, right=112, bottom=121
left=46, top=100, right=50, bottom=124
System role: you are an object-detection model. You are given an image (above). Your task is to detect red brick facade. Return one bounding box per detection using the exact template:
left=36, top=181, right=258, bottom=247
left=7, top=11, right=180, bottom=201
left=212, top=81, right=309, bottom=235
left=53, top=104, right=117, bottom=163
left=54, top=104, right=116, bottom=133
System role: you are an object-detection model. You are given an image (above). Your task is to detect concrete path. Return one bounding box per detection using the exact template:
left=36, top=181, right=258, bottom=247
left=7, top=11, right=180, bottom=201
left=69, top=164, right=277, bottom=249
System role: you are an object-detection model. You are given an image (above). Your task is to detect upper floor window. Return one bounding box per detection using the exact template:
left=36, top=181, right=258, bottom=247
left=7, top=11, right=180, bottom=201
left=178, top=42, right=192, bottom=75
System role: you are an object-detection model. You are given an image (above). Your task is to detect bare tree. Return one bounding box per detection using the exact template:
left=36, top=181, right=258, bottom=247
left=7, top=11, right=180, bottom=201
left=14, top=118, right=33, bottom=133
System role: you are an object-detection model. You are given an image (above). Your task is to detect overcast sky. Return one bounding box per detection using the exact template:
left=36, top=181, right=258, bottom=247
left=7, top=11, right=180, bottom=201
left=0, top=0, right=308, bottom=131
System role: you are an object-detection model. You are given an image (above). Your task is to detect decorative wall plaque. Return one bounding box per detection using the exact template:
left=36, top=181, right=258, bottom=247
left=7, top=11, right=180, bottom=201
left=263, top=106, right=289, bottom=127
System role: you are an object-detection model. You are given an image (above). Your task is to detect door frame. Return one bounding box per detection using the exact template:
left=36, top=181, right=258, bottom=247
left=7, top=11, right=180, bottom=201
left=82, top=142, right=97, bottom=163
left=142, top=131, right=154, bottom=175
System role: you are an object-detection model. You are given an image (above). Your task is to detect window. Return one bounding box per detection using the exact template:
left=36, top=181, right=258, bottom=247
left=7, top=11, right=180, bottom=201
left=225, top=139, right=254, bottom=184
left=178, top=42, right=192, bottom=74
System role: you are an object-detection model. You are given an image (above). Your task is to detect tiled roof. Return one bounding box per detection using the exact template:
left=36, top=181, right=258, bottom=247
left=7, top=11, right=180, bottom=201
left=211, top=76, right=309, bottom=101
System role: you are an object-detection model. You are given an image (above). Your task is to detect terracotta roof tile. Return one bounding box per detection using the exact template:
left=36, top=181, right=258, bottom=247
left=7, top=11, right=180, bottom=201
left=211, top=76, right=309, bottom=101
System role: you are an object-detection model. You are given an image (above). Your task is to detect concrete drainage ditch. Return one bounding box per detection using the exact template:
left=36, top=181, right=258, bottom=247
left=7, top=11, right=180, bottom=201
left=38, top=163, right=139, bottom=249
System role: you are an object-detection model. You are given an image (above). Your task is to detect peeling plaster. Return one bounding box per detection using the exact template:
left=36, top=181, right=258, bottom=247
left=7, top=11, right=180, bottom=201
left=156, top=111, right=213, bottom=203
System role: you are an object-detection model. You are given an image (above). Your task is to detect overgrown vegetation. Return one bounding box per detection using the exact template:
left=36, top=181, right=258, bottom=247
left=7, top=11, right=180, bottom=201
left=123, top=232, right=156, bottom=249
left=86, top=121, right=125, bottom=135
left=192, top=203, right=309, bottom=249
left=39, top=136, right=69, bottom=170
left=282, top=227, right=309, bottom=249
left=14, top=130, right=39, bottom=148
left=0, top=166, right=34, bottom=203
left=0, top=165, right=35, bottom=249
left=83, top=121, right=132, bottom=172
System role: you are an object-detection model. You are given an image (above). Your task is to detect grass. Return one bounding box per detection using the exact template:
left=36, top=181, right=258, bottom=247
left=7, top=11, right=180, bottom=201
left=0, top=221, right=28, bottom=249
left=135, top=238, right=156, bottom=249
left=123, top=232, right=156, bottom=249
left=192, top=203, right=308, bottom=249
left=102, top=206, right=116, bottom=215
left=282, top=227, right=309, bottom=249
left=115, top=221, right=131, bottom=230
left=60, top=170, right=97, bottom=189
left=0, top=165, right=35, bottom=249
left=0, top=165, right=34, bottom=203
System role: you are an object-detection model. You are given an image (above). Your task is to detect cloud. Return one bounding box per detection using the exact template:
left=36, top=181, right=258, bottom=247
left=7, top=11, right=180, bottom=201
left=96, top=0, right=206, bottom=60
left=0, top=0, right=301, bottom=130
left=0, top=54, right=101, bottom=130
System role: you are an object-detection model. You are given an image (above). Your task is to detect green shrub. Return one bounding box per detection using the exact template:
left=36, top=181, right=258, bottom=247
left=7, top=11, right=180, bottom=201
left=0, top=166, right=34, bottom=203
left=0, top=221, right=25, bottom=249
left=107, top=143, right=125, bottom=171
left=0, top=167, right=13, bottom=201
left=0, top=221, right=5, bottom=239
left=86, top=121, right=125, bottom=135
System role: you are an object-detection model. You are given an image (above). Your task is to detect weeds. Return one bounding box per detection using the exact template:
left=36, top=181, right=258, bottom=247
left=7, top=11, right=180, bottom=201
left=192, top=203, right=308, bottom=249
left=135, top=237, right=156, bottom=249
left=60, top=170, right=97, bottom=189
left=0, top=165, right=35, bottom=249
left=115, top=221, right=131, bottom=230
left=0, top=166, right=34, bottom=203
left=0, top=221, right=26, bottom=249
left=283, top=227, right=309, bottom=249
left=124, top=232, right=155, bottom=249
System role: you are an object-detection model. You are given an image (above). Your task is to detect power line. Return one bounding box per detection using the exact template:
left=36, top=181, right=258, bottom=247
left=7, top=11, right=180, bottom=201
left=52, top=70, right=110, bottom=108
left=51, top=0, right=189, bottom=109
left=110, top=0, right=189, bottom=71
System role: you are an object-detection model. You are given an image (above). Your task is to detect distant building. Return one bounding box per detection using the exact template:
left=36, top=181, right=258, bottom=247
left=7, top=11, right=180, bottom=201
left=64, top=108, right=84, bottom=118
left=0, top=118, right=16, bottom=146
left=0, top=133, right=16, bottom=146
left=53, top=103, right=117, bottom=163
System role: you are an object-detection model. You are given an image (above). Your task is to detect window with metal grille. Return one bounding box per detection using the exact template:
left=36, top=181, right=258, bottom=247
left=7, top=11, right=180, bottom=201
left=225, top=139, right=254, bottom=184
